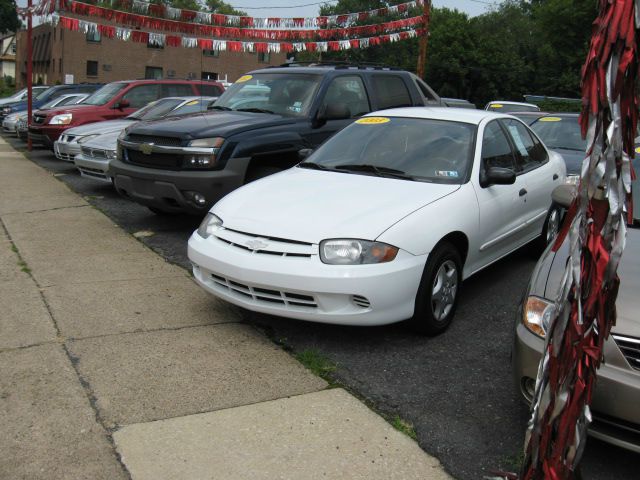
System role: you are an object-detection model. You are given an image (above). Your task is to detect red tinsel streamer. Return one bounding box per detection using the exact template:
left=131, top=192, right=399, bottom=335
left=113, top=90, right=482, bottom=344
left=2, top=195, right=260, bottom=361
left=66, top=1, right=424, bottom=41
left=520, top=1, right=637, bottom=479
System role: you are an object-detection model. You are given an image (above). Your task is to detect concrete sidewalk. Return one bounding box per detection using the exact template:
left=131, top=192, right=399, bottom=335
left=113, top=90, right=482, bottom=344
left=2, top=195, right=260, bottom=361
left=0, top=137, right=451, bottom=480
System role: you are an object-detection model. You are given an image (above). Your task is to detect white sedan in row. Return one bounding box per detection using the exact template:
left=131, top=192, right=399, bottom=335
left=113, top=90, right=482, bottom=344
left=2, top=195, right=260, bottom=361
left=188, top=108, right=566, bottom=335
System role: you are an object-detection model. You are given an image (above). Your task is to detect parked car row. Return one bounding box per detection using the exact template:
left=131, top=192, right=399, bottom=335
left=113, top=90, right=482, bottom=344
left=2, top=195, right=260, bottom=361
left=2, top=64, right=638, bottom=455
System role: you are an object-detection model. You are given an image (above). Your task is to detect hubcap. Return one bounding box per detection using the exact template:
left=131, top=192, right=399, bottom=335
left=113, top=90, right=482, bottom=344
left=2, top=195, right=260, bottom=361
left=546, top=209, right=560, bottom=244
left=431, top=260, right=458, bottom=322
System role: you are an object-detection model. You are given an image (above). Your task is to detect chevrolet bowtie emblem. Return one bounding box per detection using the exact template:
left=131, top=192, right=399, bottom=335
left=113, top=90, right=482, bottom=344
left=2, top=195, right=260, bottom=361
left=245, top=239, right=269, bottom=250
left=140, top=143, right=154, bottom=155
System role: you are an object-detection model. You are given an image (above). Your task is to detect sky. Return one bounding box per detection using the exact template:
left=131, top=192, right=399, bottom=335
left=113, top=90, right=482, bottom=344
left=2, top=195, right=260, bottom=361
left=17, top=0, right=500, bottom=19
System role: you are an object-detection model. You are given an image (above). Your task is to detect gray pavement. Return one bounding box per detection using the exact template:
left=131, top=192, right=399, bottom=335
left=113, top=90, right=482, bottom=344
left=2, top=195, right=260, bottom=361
left=0, top=137, right=451, bottom=479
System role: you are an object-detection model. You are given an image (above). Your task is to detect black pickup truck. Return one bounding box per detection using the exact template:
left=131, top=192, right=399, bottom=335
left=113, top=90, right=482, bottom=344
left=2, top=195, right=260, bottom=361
left=110, top=64, right=444, bottom=215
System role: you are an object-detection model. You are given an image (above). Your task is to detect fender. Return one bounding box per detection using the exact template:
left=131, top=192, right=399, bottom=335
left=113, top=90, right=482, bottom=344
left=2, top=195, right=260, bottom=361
left=229, top=130, right=307, bottom=160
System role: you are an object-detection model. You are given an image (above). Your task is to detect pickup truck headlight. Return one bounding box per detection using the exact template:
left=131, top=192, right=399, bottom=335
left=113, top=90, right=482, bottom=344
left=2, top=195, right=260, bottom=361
left=106, top=150, right=117, bottom=159
left=185, top=137, right=224, bottom=169
left=522, top=296, right=555, bottom=338
left=49, top=113, right=73, bottom=125
left=320, top=239, right=398, bottom=265
left=196, top=213, right=223, bottom=239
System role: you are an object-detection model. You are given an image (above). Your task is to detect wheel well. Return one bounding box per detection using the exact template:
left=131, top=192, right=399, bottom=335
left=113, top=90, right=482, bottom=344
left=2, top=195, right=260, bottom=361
left=246, top=151, right=300, bottom=177
left=438, top=232, right=469, bottom=265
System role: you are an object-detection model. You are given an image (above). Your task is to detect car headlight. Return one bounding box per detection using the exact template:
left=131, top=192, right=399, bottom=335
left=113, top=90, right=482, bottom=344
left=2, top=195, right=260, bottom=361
left=49, top=113, right=73, bottom=125
left=522, top=296, right=555, bottom=338
left=185, top=137, right=224, bottom=169
left=77, top=134, right=99, bottom=144
left=565, top=175, right=580, bottom=186
left=196, top=213, right=223, bottom=239
left=320, top=239, right=398, bottom=265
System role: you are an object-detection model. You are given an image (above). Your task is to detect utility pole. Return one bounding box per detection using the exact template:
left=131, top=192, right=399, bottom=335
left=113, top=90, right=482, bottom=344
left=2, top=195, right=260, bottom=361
left=416, top=0, right=431, bottom=79
left=27, top=0, right=33, bottom=151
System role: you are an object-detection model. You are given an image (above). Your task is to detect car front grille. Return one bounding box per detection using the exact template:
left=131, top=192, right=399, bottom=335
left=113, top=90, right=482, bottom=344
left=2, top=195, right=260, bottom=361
left=124, top=149, right=182, bottom=170
left=213, top=228, right=314, bottom=258
left=612, top=334, right=640, bottom=371
left=210, top=273, right=318, bottom=308
left=126, top=134, right=183, bottom=146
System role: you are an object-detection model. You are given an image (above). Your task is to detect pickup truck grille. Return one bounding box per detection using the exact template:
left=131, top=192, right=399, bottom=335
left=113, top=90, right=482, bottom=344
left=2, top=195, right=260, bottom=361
left=126, top=134, right=183, bottom=146
left=124, top=149, right=182, bottom=170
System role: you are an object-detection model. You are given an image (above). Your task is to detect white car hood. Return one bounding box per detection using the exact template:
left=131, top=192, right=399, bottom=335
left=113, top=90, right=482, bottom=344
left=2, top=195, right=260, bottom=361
left=64, top=119, right=135, bottom=137
left=214, top=168, right=460, bottom=244
left=80, top=130, right=121, bottom=150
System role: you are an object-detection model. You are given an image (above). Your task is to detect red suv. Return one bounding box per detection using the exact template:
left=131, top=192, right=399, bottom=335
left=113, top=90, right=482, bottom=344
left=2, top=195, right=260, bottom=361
left=29, top=79, right=224, bottom=147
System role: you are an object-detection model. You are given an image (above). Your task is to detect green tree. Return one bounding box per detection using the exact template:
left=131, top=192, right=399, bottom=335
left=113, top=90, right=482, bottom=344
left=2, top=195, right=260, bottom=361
left=169, top=0, right=201, bottom=10
left=0, top=0, right=21, bottom=35
left=205, top=0, right=246, bottom=16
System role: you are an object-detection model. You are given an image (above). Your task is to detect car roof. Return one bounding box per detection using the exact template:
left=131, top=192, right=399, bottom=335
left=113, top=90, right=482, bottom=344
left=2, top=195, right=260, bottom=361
left=365, top=107, right=512, bottom=125
left=248, top=66, right=409, bottom=76
left=110, top=79, right=223, bottom=85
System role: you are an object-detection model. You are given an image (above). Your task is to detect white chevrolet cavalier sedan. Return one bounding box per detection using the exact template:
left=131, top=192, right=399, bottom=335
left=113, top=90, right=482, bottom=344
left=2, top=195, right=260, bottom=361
left=188, top=108, right=566, bottom=335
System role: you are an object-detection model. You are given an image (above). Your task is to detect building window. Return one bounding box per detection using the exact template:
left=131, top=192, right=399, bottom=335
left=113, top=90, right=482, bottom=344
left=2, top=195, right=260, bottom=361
left=201, top=71, right=217, bottom=81
left=257, top=52, right=270, bottom=63
left=11, top=42, right=16, bottom=54
left=86, top=60, right=98, bottom=77
left=86, top=30, right=101, bottom=43
left=203, top=49, right=220, bottom=57
left=145, top=66, right=163, bottom=79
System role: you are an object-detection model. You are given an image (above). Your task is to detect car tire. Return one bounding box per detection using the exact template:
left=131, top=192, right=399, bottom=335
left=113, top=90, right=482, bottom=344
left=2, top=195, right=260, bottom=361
left=245, top=165, right=281, bottom=183
left=533, top=204, right=563, bottom=254
left=409, top=242, right=462, bottom=336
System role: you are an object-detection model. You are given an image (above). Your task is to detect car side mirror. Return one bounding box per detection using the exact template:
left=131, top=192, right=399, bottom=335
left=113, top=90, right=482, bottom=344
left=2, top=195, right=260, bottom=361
left=481, top=167, right=516, bottom=187
left=116, top=99, right=130, bottom=110
left=298, top=148, right=313, bottom=160
left=551, top=184, right=577, bottom=209
left=313, top=103, right=351, bottom=128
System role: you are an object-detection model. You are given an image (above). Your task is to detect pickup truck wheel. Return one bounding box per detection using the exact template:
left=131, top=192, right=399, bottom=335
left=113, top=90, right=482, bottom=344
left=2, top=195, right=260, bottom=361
left=245, top=165, right=281, bottom=183
left=408, top=242, right=462, bottom=336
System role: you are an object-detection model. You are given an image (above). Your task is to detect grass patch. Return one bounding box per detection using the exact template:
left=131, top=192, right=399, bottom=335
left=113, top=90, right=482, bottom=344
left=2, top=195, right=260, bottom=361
left=10, top=244, right=18, bottom=253
left=17, top=259, right=31, bottom=274
left=391, top=415, right=417, bottom=440
left=499, top=450, right=525, bottom=472
left=294, top=349, right=337, bottom=380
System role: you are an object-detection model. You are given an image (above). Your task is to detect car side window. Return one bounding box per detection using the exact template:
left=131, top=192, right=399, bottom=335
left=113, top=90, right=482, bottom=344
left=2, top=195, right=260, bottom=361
left=200, top=84, right=224, bottom=97
left=162, top=84, right=194, bottom=97
left=122, top=85, right=162, bottom=108
left=481, top=121, right=517, bottom=172
left=321, top=75, right=370, bottom=118
left=371, top=75, right=413, bottom=110
left=503, top=119, right=548, bottom=171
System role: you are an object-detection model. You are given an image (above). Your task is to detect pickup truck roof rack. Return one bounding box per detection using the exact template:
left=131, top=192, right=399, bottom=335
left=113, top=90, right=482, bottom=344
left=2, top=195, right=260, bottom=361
left=271, top=61, right=403, bottom=71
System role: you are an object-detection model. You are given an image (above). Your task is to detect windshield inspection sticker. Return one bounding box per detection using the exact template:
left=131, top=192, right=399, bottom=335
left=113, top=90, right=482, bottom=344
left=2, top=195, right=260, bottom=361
left=436, top=170, right=459, bottom=178
left=356, top=117, right=390, bottom=124
left=236, top=75, right=253, bottom=83
left=185, top=100, right=199, bottom=106
left=636, top=146, right=640, bottom=154
left=489, top=104, right=503, bottom=108
left=539, top=117, right=562, bottom=122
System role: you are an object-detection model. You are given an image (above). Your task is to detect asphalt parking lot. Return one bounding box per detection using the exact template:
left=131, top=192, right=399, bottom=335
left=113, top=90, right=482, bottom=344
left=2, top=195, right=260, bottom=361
left=6, top=135, right=638, bottom=479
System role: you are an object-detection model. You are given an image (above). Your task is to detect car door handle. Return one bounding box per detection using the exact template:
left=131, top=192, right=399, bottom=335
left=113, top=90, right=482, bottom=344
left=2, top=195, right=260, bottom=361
left=519, top=188, right=527, bottom=197
left=553, top=174, right=559, bottom=180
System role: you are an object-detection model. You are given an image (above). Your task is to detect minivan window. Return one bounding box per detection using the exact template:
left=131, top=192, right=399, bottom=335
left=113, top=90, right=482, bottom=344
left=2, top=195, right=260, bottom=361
left=372, top=75, right=412, bottom=110
left=83, top=83, right=129, bottom=106
left=122, top=84, right=161, bottom=108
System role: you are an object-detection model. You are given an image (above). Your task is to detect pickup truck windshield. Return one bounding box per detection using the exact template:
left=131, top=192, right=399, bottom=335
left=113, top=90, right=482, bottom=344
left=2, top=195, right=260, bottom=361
left=213, top=73, right=321, bottom=117
left=303, top=117, right=475, bottom=184
left=83, top=83, right=129, bottom=106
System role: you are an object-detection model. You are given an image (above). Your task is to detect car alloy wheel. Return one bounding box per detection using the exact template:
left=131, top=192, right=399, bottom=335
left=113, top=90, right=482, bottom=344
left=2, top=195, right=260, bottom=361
left=545, top=207, right=561, bottom=244
left=431, top=260, right=458, bottom=321
left=409, top=241, right=462, bottom=336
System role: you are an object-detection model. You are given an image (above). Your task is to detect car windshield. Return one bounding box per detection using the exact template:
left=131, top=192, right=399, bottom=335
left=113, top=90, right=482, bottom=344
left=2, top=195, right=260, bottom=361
left=127, top=98, right=185, bottom=120
left=488, top=103, right=539, bottom=113
left=531, top=116, right=587, bottom=151
left=33, top=87, right=50, bottom=99
left=301, top=117, right=475, bottom=184
left=167, top=98, right=211, bottom=116
left=212, top=73, right=321, bottom=117
left=82, top=83, right=129, bottom=106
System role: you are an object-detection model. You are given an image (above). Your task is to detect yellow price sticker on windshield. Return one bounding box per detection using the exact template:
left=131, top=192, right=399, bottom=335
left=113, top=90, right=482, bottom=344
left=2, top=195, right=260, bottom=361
left=539, top=117, right=562, bottom=122
left=236, top=75, right=253, bottom=83
left=185, top=100, right=199, bottom=106
left=356, top=117, right=390, bottom=125
left=489, top=104, right=503, bottom=108
left=635, top=146, right=640, bottom=154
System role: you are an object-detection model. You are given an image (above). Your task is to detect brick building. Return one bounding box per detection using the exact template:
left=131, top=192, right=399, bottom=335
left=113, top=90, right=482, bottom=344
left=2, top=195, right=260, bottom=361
left=15, top=22, right=287, bottom=88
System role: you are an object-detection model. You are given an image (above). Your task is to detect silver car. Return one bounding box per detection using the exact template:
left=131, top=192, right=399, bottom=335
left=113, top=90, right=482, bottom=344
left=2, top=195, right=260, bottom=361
left=72, top=97, right=217, bottom=181
left=2, top=93, right=88, bottom=135
left=55, top=96, right=217, bottom=162
left=513, top=189, right=640, bottom=453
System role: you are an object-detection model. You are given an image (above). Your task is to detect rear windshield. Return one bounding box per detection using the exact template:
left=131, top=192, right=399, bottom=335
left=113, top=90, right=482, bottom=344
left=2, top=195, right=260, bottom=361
left=83, top=83, right=129, bottom=106
left=487, top=103, right=540, bottom=113
left=531, top=116, right=587, bottom=151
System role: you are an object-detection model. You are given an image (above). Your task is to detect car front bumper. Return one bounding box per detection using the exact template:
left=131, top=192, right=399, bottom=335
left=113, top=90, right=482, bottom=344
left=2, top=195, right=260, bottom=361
left=28, top=124, right=66, bottom=145
left=2, top=118, right=18, bottom=133
left=110, top=157, right=249, bottom=215
left=74, top=153, right=112, bottom=183
left=513, top=320, right=640, bottom=454
left=188, top=230, right=426, bottom=326
left=54, top=139, right=82, bottom=162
